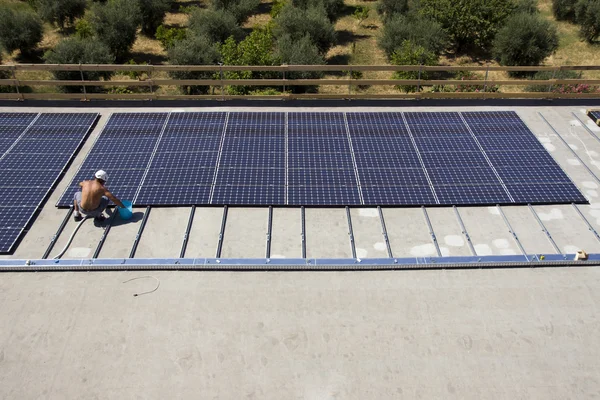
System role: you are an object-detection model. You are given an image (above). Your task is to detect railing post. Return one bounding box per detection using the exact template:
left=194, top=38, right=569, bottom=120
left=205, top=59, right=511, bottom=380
left=147, top=64, right=154, bottom=99
left=348, top=66, right=352, bottom=96
left=218, top=62, right=224, bottom=99
left=547, top=66, right=558, bottom=94
left=417, top=64, right=422, bottom=93
left=79, top=63, right=87, bottom=101
left=282, top=67, right=286, bottom=93
left=483, top=65, right=489, bottom=93
left=11, top=65, right=22, bottom=101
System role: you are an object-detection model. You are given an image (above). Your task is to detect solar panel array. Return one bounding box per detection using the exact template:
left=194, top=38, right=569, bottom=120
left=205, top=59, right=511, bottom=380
left=0, top=112, right=98, bottom=252
left=589, top=110, right=600, bottom=124
left=57, top=111, right=585, bottom=208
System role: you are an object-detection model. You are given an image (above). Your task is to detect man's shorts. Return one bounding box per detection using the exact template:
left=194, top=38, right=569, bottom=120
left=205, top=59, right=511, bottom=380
left=74, top=192, right=109, bottom=218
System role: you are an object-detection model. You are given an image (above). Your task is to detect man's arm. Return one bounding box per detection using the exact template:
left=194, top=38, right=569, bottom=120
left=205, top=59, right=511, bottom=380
left=104, top=189, right=125, bottom=208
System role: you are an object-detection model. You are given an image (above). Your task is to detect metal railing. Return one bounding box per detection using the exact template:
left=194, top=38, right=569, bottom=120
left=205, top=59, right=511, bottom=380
left=1, top=64, right=600, bottom=100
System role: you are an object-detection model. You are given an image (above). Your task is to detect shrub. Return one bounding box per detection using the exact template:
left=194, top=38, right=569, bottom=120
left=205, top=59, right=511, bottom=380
left=552, top=0, right=577, bottom=21
left=270, top=0, right=287, bottom=17
left=89, top=0, right=142, bottom=62
left=156, top=25, right=187, bottom=49
left=188, top=8, right=244, bottom=44
left=291, top=0, right=345, bottom=21
left=575, top=0, right=600, bottom=43
left=0, top=53, right=14, bottom=93
left=353, top=6, right=369, bottom=26
left=513, top=0, right=538, bottom=14
left=376, top=0, right=409, bottom=21
left=524, top=70, right=580, bottom=92
left=75, top=18, right=93, bottom=39
left=138, top=0, right=171, bottom=36
left=273, top=4, right=337, bottom=54
left=378, top=14, right=447, bottom=60
left=167, top=36, right=221, bottom=95
left=220, top=28, right=279, bottom=94
left=0, top=8, right=43, bottom=56
left=275, top=34, right=325, bottom=92
left=390, top=40, right=438, bottom=93
left=32, top=0, right=87, bottom=28
left=210, top=0, right=260, bottom=23
left=493, top=12, right=559, bottom=74
left=419, top=0, right=516, bottom=51
left=44, top=37, right=115, bottom=92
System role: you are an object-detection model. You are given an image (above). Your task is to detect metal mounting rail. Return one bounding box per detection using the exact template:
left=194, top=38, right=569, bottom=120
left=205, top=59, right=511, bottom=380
left=422, top=206, right=441, bottom=257
left=216, top=206, right=228, bottom=258
left=266, top=206, right=273, bottom=258
left=42, top=207, right=73, bottom=259
left=572, top=203, right=600, bottom=244
left=93, top=210, right=118, bottom=259
left=377, top=206, right=393, bottom=258
left=346, top=206, right=357, bottom=258
left=528, top=204, right=561, bottom=254
left=497, top=205, right=529, bottom=260
left=453, top=206, right=476, bottom=256
left=301, top=206, right=306, bottom=259
left=180, top=206, right=195, bottom=258
left=130, top=207, right=151, bottom=259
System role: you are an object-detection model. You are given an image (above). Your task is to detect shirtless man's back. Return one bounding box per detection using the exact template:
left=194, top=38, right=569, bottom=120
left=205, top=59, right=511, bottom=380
left=73, top=170, right=124, bottom=221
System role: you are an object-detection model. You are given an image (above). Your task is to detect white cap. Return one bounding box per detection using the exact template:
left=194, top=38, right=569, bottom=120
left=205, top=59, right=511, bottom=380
left=95, top=170, right=108, bottom=182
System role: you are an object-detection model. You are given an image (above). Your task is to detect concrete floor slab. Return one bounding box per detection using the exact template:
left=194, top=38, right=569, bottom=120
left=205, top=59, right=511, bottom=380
left=134, top=208, right=190, bottom=258
left=500, top=205, right=557, bottom=255
left=532, top=204, right=600, bottom=254
left=221, top=208, right=268, bottom=258
left=98, top=207, right=147, bottom=258
left=184, top=207, right=224, bottom=258
left=459, top=206, right=521, bottom=256
left=305, top=208, right=352, bottom=258
left=425, top=207, right=472, bottom=257
left=383, top=208, right=436, bottom=257
left=270, top=208, right=302, bottom=258
left=350, top=208, right=388, bottom=258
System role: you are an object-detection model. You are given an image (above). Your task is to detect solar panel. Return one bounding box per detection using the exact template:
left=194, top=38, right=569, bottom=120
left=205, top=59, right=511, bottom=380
left=217, top=167, right=284, bottom=186
left=507, top=183, right=587, bottom=203
left=0, top=139, right=15, bottom=154
left=34, top=113, right=98, bottom=126
left=0, top=153, right=72, bottom=170
left=590, top=110, right=600, bottom=121
left=289, top=168, right=356, bottom=186
left=0, top=187, right=53, bottom=206
left=0, top=206, right=39, bottom=228
left=56, top=111, right=584, bottom=208
left=211, top=185, right=284, bottom=205
left=23, top=126, right=92, bottom=140
left=362, top=186, right=436, bottom=205
left=0, top=228, right=24, bottom=253
left=10, top=138, right=82, bottom=154
left=0, top=126, right=27, bottom=139
left=0, top=113, right=37, bottom=126
left=0, top=169, right=60, bottom=187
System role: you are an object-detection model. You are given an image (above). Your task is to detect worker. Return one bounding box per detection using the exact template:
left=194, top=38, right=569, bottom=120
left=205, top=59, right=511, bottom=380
left=73, top=170, right=125, bottom=222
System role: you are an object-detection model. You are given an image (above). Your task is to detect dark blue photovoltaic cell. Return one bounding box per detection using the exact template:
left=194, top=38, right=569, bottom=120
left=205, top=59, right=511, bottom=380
left=0, top=229, right=23, bottom=252
left=420, top=151, right=489, bottom=168
left=34, top=113, right=98, bottom=126
left=0, top=169, right=60, bottom=187
left=217, top=168, right=284, bottom=186
left=289, top=169, right=356, bottom=186
left=0, top=126, right=26, bottom=138
left=354, top=152, right=421, bottom=169
left=0, top=187, right=50, bottom=206
left=288, top=112, right=345, bottom=125
left=590, top=111, right=600, bottom=121
left=414, top=136, right=480, bottom=152
left=487, top=151, right=556, bottom=167
left=507, top=183, right=587, bottom=203
left=0, top=206, right=39, bottom=228
left=359, top=168, right=429, bottom=187
left=152, top=152, right=218, bottom=169
left=346, top=112, right=403, bottom=125
left=497, top=166, right=573, bottom=183
left=220, top=152, right=283, bottom=168
left=435, top=185, right=512, bottom=204
left=11, top=139, right=81, bottom=154
left=289, top=153, right=353, bottom=169
left=137, top=185, right=212, bottom=205
left=168, top=112, right=226, bottom=126
left=212, top=185, right=285, bottom=205
left=93, top=137, right=158, bottom=153
left=288, top=186, right=361, bottom=205
left=107, top=112, right=168, bottom=126
left=226, top=125, right=284, bottom=136
left=288, top=124, right=347, bottom=135
left=0, top=139, right=14, bottom=153
left=462, top=111, right=522, bottom=125
left=144, top=167, right=214, bottom=186
left=102, top=125, right=163, bottom=137
left=467, top=124, right=531, bottom=135
left=82, top=153, right=152, bottom=170
left=0, top=113, right=37, bottom=125
left=404, top=112, right=464, bottom=125
left=162, top=125, right=222, bottom=137
left=0, top=153, right=71, bottom=170
left=24, top=126, right=92, bottom=139
left=362, top=186, right=436, bottom=205
left=222, top=137, right=284, bottom=153
left=351, top=137, right=414, bottom=153
left=228, top=112, right=284, bottom=125
left=407, top=124, right=472, bottom=137
left=289, top=137, right=350, bottom=153
left=428, top=167, right=501, bottom=185
left=476, top=135, right=544, bottom=151
left=348, top=124, right=408, bottom=137
left=157, top=137, right=221, bottom=153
